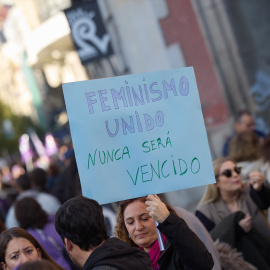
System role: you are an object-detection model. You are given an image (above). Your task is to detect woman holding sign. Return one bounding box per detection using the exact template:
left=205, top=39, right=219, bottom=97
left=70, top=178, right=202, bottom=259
left=196, top=158, right=270, bottom=270
left=114, top=195, right=214, bottom=270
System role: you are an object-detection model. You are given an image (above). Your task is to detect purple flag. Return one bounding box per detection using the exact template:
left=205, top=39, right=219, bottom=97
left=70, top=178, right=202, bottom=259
left=19, top=134, right=34, bottom=163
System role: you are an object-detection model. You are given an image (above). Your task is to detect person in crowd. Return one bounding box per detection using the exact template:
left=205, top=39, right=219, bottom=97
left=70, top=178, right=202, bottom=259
left=15, top=259, right=62, bottom=270
left=222, top=109, right=265, bottom=157
left=114, top=194, right=214, bottom=270
left=46, top=163, right=61, bottom=193
left=52, top=156, right=81, bottom=204
left=228, top=131, right=261, bottom=180
left=55, top=195, right=153, bottom=270
left=14, top=197, right=71, bottom=270
left=196, top=158, right=270, bottom=270
left=0, top=227, right=64, bottom=270
left=0, top=176, right=17, bottom=222
left=29, top=168, right=47, bottom=192
left=5, top=173, right=61, bottom=228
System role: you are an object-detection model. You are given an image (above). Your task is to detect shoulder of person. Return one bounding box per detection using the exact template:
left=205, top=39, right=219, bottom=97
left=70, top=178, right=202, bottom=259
left=196, top=201, right=217, bottom=219
left=37, top=192, right=61, bottom=205
left=20, top=189, right=38, bottom=199
left=196, top=201, right=214, bottom=211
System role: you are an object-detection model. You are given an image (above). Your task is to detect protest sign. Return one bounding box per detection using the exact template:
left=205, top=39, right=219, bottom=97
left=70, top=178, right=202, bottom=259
left=63, top=67, right=215, bottom=204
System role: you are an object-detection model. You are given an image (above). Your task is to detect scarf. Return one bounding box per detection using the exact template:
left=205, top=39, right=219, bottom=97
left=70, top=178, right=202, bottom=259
left=140, top=234, right=167, bottom=270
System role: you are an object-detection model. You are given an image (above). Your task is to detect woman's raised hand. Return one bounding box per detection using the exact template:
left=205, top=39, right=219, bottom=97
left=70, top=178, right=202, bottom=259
left=145, top=194, right=170, bottom=223
left=248, top=171, right=264, bottom=191
left=238, top=213, right=252, bottom=233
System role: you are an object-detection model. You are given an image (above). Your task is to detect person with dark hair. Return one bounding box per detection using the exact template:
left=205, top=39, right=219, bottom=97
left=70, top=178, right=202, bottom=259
left=15, top=259, right=63, bottom=270
left=55, top=195, right=153, bottom=270
left=29, top=168, right=47, bottom=192
left=222, top=109, right=265, bottom=157
left=15, top=175, right=31, bottom=192
left=5, top=173, right=61, bottom=229
left=114, top=195, right=214, bottom=270
left=52, top=156, right=82, bottom=204
left=14, top=197, right=71, bottom=270
left=47, top=163, right=61, bottom=192
left=0, top=227, right=64, bottom=270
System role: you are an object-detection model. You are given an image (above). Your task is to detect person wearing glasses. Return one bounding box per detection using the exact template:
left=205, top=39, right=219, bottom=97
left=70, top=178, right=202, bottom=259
left=196, top=158, right=270, bottom=270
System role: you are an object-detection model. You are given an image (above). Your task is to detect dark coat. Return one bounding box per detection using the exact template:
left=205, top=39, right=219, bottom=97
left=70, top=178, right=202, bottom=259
left=196, top=183, right=270, bottom=240
left=82, top=237, right=153, bottom=270
left=210, top=211, right=270, bottom=270
left=196, top=183, right=270, bottom=270
left=157, top=213, right=214, bottom=270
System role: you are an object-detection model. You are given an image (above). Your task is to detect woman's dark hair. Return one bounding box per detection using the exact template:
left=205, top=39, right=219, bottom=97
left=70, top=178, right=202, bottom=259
left=114, top=196, right=177, bottom=247
left=0, top=220, right=5, bottom=235
left=16, top=174, right=31, bottom=191
left=0, top=227, right=64, bottom=270
left=14, top=197, right=48, bottom=229
left=30, top=167, right=47, bottom=191
left=17, top=259, right=62, bottom=270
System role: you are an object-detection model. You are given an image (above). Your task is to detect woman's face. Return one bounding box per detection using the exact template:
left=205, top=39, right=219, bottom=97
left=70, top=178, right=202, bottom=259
left=1, top=238, right=41, bottom=270
left=216, top=161, right=242, bottom=194
left=124, top=199, right=157, bottom=252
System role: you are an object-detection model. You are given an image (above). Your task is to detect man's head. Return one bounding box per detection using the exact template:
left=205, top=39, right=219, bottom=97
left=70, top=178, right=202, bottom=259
left=234, top=110, right=255, bottom=134
left=15, top=174, right=31, bottom=193
left=55, top=195, right=108, bottom=252
left=30, top=167, right=47, bottom=191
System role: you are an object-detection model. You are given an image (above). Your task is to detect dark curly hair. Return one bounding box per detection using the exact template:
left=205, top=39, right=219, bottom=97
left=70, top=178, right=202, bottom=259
left=14, top=197, right=48, bottom=230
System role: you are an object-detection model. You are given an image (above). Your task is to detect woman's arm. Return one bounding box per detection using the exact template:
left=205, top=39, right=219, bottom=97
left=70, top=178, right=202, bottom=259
left=145, top=195, right=213, bottom=270
left=158, top=212, right=214, bottom=270
left=250, top=184, right=270, bottom=210
left=248, top=171, right=270, bottom=210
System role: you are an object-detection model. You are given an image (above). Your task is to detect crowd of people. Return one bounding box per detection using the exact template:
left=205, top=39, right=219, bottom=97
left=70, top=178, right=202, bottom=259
left=0, top=109, right=269, bottom=269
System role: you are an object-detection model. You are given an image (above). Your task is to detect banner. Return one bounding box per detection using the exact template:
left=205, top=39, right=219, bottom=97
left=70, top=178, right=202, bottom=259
left=63, top=67, right=215, bottom=204
left=64, top=1, right=113, bottom=65
left=19, top=134, right=33, bottom=164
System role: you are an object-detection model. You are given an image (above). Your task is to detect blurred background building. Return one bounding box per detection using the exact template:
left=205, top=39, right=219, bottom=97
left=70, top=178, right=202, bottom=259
left=0, top=0, right=269, bottom=210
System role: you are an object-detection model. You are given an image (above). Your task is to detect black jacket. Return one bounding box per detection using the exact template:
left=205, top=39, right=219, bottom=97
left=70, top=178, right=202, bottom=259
left=210, top=211, right=270, bottom=270
left=157, top=213, right=214, bottom=270
left=82, top=237, right=153, bottom=270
